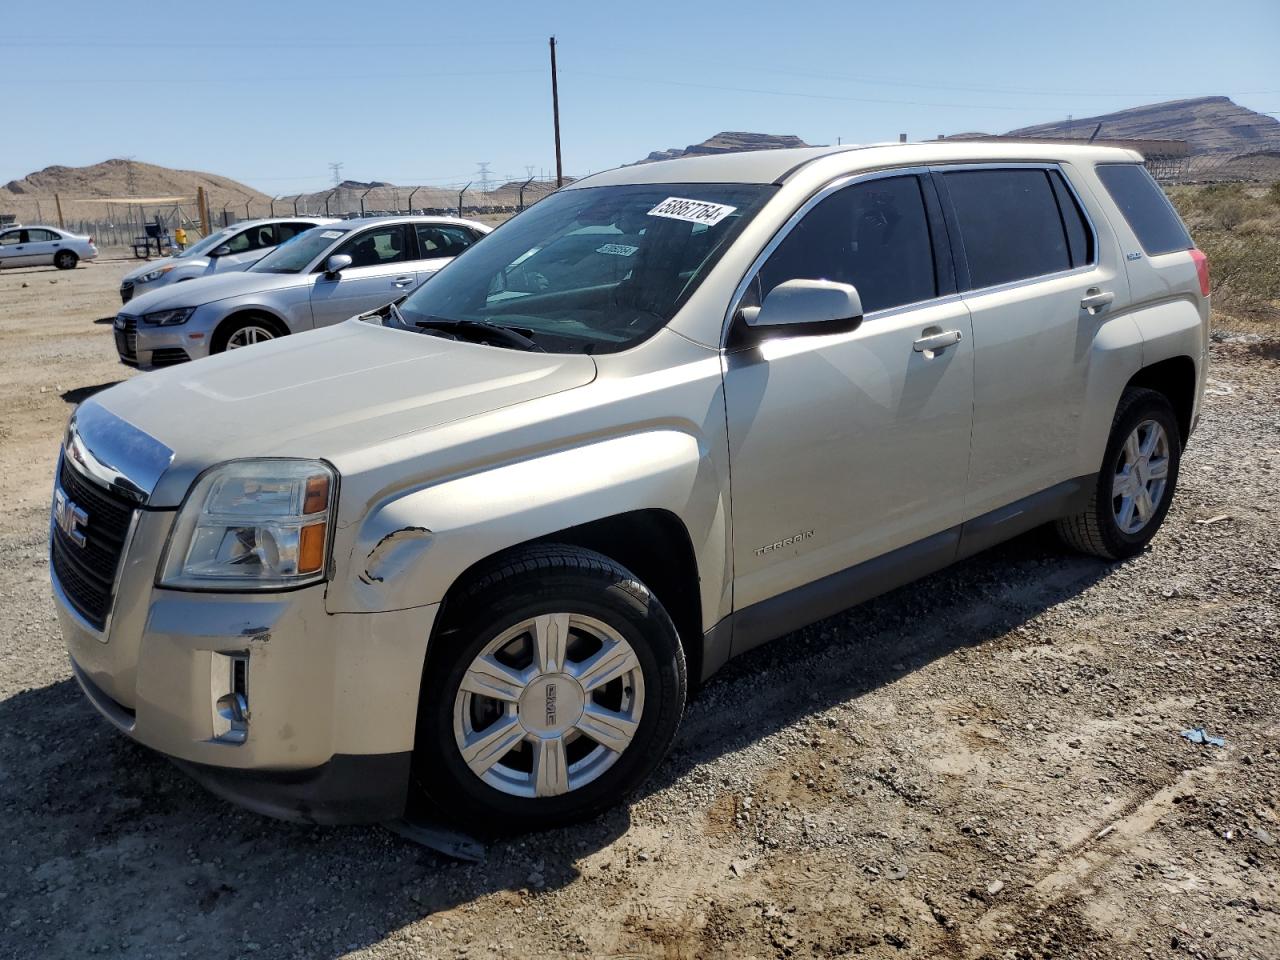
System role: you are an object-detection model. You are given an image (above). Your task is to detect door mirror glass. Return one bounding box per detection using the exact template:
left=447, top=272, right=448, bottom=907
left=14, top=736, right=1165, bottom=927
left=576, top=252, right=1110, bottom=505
left=741, top=279, right=863, bottom=339
left=325, top=254, right=353, bottom=277
left=210, top=244, right=231, bottom=257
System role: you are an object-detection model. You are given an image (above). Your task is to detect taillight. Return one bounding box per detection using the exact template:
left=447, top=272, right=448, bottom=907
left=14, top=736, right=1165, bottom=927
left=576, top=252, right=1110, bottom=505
left=1190, top=248, right=1210, bottom=297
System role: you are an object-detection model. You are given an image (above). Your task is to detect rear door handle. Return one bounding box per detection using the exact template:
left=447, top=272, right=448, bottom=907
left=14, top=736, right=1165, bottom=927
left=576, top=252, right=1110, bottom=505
left=393, top=276, right=414, bottom=286
left=1080, top=289, right=1114, bottom=313
left=913, top=329, right=963, bottom=353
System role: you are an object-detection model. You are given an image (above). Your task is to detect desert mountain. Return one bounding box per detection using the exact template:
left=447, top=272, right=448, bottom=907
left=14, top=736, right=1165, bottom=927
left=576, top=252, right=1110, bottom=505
left=1004, top=96, right=1280, bottom=155
left=635, top=131, right=813, bottom=164
left=2, top=158, right=269, bottom=223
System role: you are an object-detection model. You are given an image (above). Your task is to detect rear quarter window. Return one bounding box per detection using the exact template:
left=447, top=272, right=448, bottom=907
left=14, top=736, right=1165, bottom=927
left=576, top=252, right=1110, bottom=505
left=1095, top=164, right=1192, bottom=256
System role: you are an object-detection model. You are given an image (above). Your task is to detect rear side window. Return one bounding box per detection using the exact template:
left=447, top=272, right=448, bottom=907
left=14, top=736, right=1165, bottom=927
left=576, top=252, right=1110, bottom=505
left=756, top=174, right=937, bottom=314
left=1048, top=171, right=1094, bottom=268
left=942, top=169, right=1071, bottom=288
left=1095, top=163, right=1192, bottom=256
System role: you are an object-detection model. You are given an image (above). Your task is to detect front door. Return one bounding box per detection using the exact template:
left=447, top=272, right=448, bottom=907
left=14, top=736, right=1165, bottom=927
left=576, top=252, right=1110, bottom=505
left=723, top=173, right=974, bottom=616
left=309, top=224, right=420, bottom=328
left=0, top=229, right=39, bottom=267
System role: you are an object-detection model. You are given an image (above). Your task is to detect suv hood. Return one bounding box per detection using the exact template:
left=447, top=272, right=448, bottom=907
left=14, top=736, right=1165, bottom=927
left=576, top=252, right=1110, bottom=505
left=88, top=320, right=598, bottom=506
left=122, top=269, right=304, bottom=315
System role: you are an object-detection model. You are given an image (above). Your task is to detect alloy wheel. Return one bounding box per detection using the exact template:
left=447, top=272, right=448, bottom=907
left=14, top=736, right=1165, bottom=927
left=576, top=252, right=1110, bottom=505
left=452, top=613, right=645, bottom=799
left=226, top=325, right=276, bottom=349
left=1112, top=418, right=1170, bottom=535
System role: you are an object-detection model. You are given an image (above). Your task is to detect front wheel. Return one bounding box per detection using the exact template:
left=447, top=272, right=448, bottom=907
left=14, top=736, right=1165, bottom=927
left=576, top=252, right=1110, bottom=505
left=54, top=250, right=78, bottom=270
left=413, top=546, right=687, bottom=834
left=1057, top=387, right=1182, bottom=560
left=212, top=317, right=281, bottom=354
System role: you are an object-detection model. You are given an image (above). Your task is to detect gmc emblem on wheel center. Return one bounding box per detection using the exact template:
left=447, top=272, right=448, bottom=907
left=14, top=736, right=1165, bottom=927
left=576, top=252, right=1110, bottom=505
left=53, top=488, right=89, bottom=548
left=545, top=682, right=557, bottom=726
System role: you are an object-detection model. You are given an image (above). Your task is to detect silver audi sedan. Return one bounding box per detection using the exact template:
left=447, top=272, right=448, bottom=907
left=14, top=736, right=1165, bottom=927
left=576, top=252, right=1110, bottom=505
left=113, top=216, right=491, bottom=369
left=119, top=217, right=336, bottom=304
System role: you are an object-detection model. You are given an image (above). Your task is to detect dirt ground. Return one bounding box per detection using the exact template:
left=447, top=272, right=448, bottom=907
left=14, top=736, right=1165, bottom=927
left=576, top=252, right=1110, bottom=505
left=0, top=258, right=1277, bottom=960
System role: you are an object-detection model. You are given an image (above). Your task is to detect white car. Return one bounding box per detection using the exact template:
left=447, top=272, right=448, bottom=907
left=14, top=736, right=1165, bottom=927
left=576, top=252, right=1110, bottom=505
left=120, top=217, right=335, bottom=304
left=114, top=216, right=491, bottom=368
left=0, top=225, right=97, bottom=270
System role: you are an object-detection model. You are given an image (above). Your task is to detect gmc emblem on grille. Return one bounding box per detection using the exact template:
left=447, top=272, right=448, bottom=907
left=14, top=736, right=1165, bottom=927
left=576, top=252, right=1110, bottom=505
left=53, top=489, right=88, bottom=547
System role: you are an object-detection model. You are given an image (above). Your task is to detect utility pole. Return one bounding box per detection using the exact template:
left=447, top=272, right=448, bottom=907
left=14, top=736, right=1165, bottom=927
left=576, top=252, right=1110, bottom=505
left=549, top=36, right=563, bottom=187
left=55, top=193, right=65, bottom=229
left=197, top=186, right=211, bottom=237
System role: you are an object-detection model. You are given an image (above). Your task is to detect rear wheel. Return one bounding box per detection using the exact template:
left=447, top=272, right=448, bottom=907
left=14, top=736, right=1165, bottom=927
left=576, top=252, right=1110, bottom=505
left=412, top=545, right=687, bottom=834
left=54, top=250, right=78, bottom=270
left=1056, top=387, right=1182, bottom=560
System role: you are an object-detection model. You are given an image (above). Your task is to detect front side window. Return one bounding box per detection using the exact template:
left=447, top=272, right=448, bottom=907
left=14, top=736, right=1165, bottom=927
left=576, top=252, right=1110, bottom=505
left=1095, top=163, right=1192, bottom=257
left=416, top=224, right=477, bottom=260
left=336, top=225, right=409, bottom=268
left=943, top=168, right=1072, bottom=288
left=0, top=231, right=22, bottom=246
left=751, top=175, right=938, bottom=315
left=250, top=226, right=350, bottom=274
left=394, top=182, right=774, bottom=354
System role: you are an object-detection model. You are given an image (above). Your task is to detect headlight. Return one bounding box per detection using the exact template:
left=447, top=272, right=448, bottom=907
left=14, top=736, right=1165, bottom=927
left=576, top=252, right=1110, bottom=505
left=138, top=265, right=174, bottom=283
left=159, top=459, right=336, bottom=590
left=141, top=306, right=195, bottom=326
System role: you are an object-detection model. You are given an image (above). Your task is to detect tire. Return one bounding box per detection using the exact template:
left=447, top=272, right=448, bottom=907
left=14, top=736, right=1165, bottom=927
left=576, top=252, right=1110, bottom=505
left=54, top=250, right=78, bottom=270
left=211, top=315, right=283, bottom=354
left=412, top=545, right=687, bottom=835
left=1056, top=387, right=1182, bottom=560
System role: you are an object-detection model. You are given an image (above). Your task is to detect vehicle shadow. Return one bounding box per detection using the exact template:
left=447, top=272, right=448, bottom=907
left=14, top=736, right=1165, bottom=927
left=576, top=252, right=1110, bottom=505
left=0, top=530, right=1112, bottom=958
left=60, top=382, right=123, bottom=405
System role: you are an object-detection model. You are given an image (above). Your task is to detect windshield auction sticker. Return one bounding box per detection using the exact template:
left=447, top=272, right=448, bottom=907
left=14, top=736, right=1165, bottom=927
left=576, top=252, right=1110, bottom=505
left=647, top=197, right=737, bottom=226
left=597, top=243, right=639, bottom=256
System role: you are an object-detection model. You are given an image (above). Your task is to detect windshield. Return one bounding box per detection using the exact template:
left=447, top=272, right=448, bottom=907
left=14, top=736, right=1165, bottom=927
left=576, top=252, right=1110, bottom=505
left=176, top=227, right=236, bottom=259
left=250, top=226, right=349, bottom=274
left=394, top=183, right=774, bottom=353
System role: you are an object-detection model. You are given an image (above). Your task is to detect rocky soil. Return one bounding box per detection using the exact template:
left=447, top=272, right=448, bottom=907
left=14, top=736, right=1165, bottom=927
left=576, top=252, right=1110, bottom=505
left=0, top=260, right=1276, bottom=959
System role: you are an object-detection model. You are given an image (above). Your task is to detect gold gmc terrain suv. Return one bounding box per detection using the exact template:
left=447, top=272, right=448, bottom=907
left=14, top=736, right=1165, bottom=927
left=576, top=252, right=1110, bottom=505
left=51, top=142, right=1209, bottom=832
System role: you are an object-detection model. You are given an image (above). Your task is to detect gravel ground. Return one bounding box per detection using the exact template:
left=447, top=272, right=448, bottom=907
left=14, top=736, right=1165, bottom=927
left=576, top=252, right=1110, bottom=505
left=0, top=259, right=1277, bottom=960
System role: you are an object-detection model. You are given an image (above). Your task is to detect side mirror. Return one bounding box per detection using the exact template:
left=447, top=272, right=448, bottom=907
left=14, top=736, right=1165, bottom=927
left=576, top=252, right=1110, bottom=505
left=324, top=254, right=353, bottom=277
left=210, top=244, right=231, bottom=257
left=739, top=279, right=863, bottom=342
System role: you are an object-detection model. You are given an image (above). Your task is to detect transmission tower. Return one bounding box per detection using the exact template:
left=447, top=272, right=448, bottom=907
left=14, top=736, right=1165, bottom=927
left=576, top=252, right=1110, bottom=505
left=329, top=161, right=344, bottom=186
left=477, top=162, right=492, bottom=197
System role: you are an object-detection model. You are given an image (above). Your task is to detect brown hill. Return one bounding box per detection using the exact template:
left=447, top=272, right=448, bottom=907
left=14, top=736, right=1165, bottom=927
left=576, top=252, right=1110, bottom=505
left=1005, top=96, right=1280, bottom=155
left=635, top=131, right=813, bottom=164
left=1, top=158, right=269, bottom=225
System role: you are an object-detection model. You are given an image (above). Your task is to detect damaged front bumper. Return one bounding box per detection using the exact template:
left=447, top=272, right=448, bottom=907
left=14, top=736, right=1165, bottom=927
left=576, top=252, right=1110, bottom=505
left=55, top=514, right=439, bottom=823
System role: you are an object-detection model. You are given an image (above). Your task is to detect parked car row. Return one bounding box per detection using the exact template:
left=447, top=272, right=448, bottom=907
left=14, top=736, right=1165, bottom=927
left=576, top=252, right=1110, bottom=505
left=113, top=215, right=490, bottom=368
left=51, top=142, right=1209, bottom=833
left=0, top=225, right=97, bottom=269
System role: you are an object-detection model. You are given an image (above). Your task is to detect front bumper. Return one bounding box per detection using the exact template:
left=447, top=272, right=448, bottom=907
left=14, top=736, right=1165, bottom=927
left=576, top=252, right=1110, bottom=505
left=114, top=319, right=208, bottom=369
left=53, top=508, right=438, bottom=823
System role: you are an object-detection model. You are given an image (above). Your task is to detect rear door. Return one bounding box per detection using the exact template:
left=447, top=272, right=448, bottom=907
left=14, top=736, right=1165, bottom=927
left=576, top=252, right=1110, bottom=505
left=722, top=172, right=974, bottom=613
left=23, top=228, right=60, bottom=265
left=412, top=223, right=481, bottom=281
left=934, top=164, right=1123, bottom=517
left=309, top=224, right=418, bottom=327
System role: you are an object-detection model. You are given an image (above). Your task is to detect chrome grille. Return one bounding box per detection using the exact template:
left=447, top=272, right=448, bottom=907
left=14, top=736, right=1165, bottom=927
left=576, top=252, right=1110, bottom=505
left=113, top=314, right=138, bottom=363
left=50, top=457, right=135, bottom=630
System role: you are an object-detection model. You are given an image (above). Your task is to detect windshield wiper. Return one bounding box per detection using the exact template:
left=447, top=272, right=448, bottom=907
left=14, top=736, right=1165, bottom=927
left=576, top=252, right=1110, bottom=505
left=409, top=313, right=544, bottom=353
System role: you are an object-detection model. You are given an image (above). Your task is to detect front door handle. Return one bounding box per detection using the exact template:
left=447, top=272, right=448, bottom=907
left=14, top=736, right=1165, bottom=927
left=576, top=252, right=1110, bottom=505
left=913, top=329, right=963, bottom=353
left=393, top=276, right=415, bottom=287
left=1080, top=289, right=1114, bottom=313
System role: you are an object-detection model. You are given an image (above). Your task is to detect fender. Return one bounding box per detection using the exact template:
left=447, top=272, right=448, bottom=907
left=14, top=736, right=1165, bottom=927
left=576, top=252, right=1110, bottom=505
left=325, top=428, right=727, bottom=619
left=1071, top=308, right=1144, bottom=477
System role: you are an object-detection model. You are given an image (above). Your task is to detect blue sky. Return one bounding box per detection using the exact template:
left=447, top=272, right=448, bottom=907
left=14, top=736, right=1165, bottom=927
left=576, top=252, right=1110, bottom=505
left=4, top=0, right=1277, bottom=194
